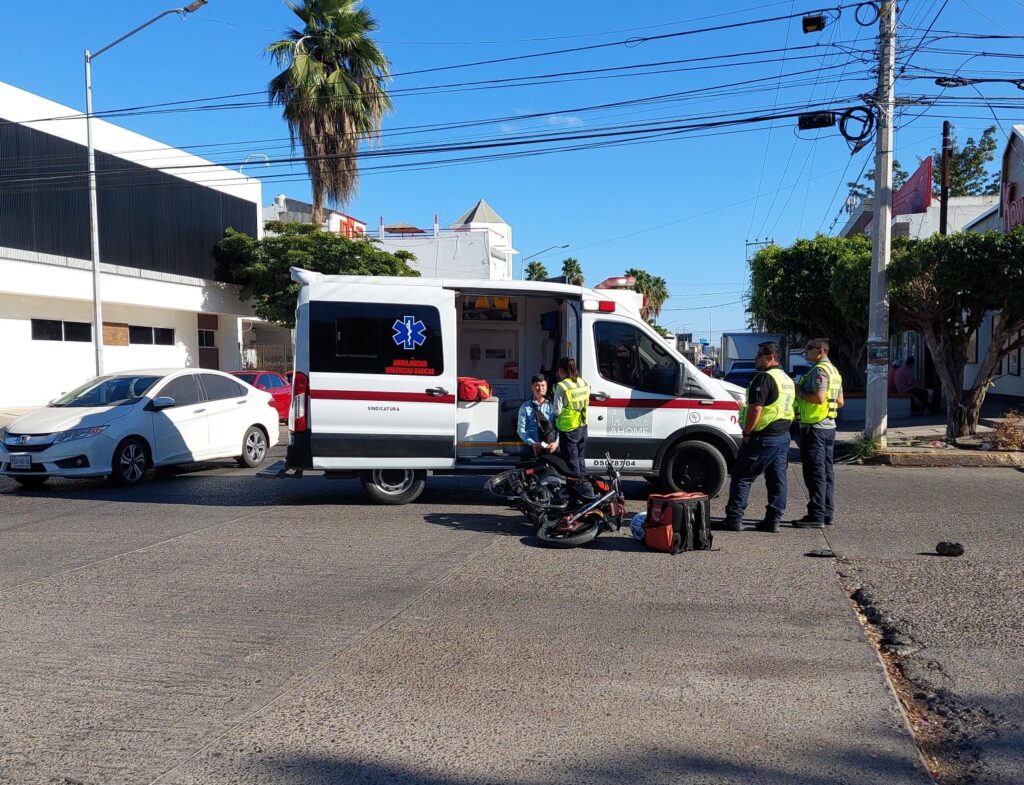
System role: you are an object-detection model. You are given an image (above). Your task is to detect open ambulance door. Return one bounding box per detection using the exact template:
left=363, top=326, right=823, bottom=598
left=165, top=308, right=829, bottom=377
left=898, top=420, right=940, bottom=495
left=306, top=281, right=457, bottom=470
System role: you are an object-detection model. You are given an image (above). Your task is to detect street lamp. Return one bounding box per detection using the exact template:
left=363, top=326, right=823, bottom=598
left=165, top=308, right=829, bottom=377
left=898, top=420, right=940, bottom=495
left=84, top=0, right=208, bottom=376
left=518, top=244, right=569, bottom=280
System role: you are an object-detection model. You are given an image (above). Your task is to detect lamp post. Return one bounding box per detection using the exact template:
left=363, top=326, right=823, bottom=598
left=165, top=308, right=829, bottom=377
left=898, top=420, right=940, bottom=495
left=518, top=244, right=569, bottom=280
left=84, top=0, right=208, bottom=376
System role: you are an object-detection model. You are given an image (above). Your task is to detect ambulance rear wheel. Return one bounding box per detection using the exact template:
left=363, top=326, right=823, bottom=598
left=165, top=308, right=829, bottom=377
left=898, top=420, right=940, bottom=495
left=661, top=441, right=727, bottom=498
left=360, top=469, right=426, bottom=505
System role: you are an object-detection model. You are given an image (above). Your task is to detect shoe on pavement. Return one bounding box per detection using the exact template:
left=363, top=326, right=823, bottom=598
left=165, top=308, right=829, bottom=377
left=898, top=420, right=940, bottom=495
left=755, top=519, right=781, bottom=533
left=792, top=516, right=826, bottom=529
left=722, top=518, right=744, bottom=532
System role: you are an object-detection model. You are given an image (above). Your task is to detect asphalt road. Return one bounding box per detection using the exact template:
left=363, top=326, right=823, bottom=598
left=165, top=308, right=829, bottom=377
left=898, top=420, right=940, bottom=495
left=1, top=440, right=1020, bottom=785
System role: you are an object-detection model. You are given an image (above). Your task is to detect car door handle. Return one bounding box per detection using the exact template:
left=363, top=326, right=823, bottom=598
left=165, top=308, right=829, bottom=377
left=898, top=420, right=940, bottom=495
left=699, top=400, right=715, bottom=406
left=592, top=392, right=609, bottom=401
left=193, top=408, right=206, bottom=413
left=425, top=387, right=448, bottom=396
left=236, top=400, right=246, bottom=405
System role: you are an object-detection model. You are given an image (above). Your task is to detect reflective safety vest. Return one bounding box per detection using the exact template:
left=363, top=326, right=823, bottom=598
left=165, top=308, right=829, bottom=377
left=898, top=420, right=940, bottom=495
left=555, top=377, right=591, bottom=431
left=795, top=360, right=843, bottom=425
left=738, top=367, right=795, bottom=432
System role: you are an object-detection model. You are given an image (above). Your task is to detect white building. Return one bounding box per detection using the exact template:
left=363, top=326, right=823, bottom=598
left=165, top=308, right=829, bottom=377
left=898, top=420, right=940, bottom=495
left=0, top=82, right=288, bottom=408
left=372, top=199, right=518, bottom=280
left=263, top=193, right=366, bottom=237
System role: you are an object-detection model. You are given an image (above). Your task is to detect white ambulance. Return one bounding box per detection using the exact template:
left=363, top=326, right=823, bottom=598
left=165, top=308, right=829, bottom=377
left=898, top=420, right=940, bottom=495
left=277, top=268, right=744, bottom=504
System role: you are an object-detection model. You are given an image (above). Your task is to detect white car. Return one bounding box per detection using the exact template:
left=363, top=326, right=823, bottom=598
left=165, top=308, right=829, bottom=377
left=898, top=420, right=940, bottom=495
left=0, top=368, right=280, bottom=488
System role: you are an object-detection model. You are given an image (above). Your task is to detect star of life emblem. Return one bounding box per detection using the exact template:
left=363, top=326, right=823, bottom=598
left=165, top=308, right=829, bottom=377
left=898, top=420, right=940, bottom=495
left=392, top=315, right=427, bottom=350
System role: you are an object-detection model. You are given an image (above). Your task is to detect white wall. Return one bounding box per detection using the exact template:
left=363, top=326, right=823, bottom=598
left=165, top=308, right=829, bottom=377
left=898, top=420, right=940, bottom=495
left=376, top=233, right=493, bottom=279
left=0, top=294, right=244, bottom=408
left=964, top=312, right=1024, bottom=400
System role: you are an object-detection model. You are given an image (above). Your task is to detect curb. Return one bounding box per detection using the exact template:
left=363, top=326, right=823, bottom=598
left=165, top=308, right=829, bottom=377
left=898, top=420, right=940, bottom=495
left=874, top=448, right=1024, bottom=468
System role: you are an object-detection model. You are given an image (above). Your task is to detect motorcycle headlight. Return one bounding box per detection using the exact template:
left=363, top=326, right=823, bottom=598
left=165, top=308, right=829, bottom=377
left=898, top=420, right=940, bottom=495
left=50, top=425, right=108, bottom=444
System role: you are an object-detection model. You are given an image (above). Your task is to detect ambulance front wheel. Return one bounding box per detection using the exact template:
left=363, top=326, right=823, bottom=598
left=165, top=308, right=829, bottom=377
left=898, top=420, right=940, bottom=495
left=360, top=469, right=427, bottom=505
left=661, top=441, right=728, bottom=498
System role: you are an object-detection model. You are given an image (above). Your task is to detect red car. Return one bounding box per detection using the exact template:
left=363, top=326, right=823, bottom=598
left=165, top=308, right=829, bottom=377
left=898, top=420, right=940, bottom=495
left=231, top=371, right=292, bottom=421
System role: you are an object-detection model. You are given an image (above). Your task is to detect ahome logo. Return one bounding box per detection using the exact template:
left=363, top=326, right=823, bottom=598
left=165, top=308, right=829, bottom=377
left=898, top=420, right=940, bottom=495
left=1003, top=182, right=1024, bottom=233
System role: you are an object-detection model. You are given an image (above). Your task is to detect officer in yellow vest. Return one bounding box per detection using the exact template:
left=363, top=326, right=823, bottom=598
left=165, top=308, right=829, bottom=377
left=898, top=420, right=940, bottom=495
left=723, top=342, right=795, bottom=533
left=792, top=338, right=844, bottom=528
left=553, top=356, right=591, bottom=477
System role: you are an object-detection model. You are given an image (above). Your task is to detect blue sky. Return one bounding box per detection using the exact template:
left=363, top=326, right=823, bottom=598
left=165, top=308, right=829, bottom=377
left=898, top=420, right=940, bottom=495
left=4, top=0, right=1023, bottom=339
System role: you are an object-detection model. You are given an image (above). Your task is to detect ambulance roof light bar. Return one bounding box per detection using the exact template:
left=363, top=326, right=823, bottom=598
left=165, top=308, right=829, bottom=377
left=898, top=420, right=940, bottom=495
left=593, top=276, right=636, bottom=290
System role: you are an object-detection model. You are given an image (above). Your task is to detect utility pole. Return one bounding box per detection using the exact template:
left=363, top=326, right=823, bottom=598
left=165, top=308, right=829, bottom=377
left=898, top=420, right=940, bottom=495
left=865, top=0, right=896, bottom=444
left=939, top=120, right=952, bottom=235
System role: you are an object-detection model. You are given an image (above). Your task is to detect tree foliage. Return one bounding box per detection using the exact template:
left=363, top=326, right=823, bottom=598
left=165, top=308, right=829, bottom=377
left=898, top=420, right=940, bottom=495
left=625, top=267, right=670, bottom=322
left=930, top=125, right=1000, bottom=197
left=889, top=227, right=1024, bottom=437
left=560, top=256, right=584, bottom=285
left=525, top=260, right=548, bottom=280
left=214, top=221, right=419, bottom=327
left=748, top=235, right=872, bottom=388
left=267, top=0, right=392, bottom=224
left=848, top=160, right=909, bottom=200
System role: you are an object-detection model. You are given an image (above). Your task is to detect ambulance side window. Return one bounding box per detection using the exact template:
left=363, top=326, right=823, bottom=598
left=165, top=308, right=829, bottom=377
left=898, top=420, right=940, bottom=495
left=593, top=321, right=677, bottom=395
left=309, top=301, right=444, bottom=376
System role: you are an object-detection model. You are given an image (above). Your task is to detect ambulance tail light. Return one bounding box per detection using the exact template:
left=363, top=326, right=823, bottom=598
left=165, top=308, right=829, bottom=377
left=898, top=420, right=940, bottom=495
left=292, top=372, right=309, bottom=432
left=582, top=300, right=616, bottom=312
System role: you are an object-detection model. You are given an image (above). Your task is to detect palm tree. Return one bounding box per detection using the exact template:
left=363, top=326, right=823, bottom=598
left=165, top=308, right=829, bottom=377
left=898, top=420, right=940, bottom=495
left=267, top=0, right=392, bottom=225
left=561, top=257, right=584, bottom=285
left=525, top=260, right=548, bottom=281
left=625, top=267, right=670, bottom=321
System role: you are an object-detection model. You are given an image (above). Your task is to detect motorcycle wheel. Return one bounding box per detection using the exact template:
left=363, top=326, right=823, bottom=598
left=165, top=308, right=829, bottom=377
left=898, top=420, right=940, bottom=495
left=485, top=470, right=519, bottom=499
left=535, top=512, right=603, bottom=549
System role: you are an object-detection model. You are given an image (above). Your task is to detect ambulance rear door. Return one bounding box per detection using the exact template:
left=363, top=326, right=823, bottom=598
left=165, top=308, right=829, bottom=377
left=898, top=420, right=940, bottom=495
left=306, top=281, right=457, bottom=470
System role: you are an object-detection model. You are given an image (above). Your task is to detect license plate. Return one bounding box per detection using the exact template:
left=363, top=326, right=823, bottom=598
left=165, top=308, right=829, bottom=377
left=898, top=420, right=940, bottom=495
left=10, top=454, right=32, bottom=470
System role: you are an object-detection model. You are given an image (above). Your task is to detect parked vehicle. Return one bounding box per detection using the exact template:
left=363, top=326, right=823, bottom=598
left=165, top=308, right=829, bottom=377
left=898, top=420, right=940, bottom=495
left=720, top=332, right=787, bottom=376
left=232, top=370, right=292, bottom=420
left=535, top=454, right=626, bottom=548
left=723, top=367, right=760, bottom=390
left=0, top=369, right=279, bottom=488
left=273, top=269, right=744, bottom=504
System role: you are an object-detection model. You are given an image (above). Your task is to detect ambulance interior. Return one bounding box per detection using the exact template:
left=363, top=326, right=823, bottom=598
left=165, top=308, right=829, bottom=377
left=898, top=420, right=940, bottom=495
left=453, top=292, right=576, bottom=458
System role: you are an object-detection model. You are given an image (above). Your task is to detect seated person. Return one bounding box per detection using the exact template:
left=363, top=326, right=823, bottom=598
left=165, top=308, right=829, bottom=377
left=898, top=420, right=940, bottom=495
left=517, top=374, right=559, bottom=459
left=888, top=361, right=900, bottom=394
left=893, top=356, right=929, bottom=413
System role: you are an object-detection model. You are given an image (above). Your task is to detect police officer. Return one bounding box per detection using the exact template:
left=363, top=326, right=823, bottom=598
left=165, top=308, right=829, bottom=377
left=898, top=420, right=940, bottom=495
left=792, top=338, right=844, bottom=528
left=553, top=356, right=590, bottom=476
left=723, top=342, right=795, bottom=533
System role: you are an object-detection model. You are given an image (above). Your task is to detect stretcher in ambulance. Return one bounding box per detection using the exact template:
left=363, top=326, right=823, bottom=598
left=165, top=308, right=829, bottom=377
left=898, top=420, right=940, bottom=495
left=274, top=268, right=744, bottom=504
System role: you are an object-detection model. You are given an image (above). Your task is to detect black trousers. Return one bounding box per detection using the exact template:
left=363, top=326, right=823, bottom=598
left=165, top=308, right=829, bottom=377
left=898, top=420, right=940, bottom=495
left=799, top=426, right=836, bottom=522
left=558, top=425, right=588, bottom=476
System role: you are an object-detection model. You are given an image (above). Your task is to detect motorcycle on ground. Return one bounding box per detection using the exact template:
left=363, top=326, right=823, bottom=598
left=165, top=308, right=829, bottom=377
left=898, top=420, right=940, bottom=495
left=485, top=452, right=578, bottom=528
left=534, top=453, right=626, bottom=548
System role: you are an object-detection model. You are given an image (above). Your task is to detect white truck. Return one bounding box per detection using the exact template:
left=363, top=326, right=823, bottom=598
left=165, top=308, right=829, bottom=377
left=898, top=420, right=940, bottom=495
left=720, top=332, right=788, bottom=377
left=274, top=269, right=745, bottom=504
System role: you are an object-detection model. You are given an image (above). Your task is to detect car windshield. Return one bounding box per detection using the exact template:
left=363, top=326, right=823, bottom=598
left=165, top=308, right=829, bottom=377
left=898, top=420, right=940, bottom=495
left=234, top=373, right=259, bottom=385
left=50, top=375, right=161, bottom=408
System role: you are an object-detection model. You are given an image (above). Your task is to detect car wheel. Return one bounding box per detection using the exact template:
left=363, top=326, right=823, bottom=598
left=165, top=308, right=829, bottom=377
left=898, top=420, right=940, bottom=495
left=360, top=469, right=426, bottom=505
left=111, top=437, right=150, bottom=486
left=13, top=475, right=49, bottom=489
left=237, top=426, right=269, bottom=468
left=661, top=440, right=728, bottom=498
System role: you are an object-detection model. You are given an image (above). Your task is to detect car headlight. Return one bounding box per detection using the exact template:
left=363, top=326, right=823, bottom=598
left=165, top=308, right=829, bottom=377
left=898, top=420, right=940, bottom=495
left=50, top=426, right=108, bottom=444
left=0, top=427, right=7, bottom=442
left=728, top=389, right=746, bottom=405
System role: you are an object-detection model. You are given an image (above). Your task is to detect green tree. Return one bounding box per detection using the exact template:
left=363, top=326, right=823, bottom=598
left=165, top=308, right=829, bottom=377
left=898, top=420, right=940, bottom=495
left=560, top=256, right=584, bottom=285
left=214, top=221, right=419, bottom=326
left=847, top=160, right=910, bottom=200
left=748, top=235, right=873, bottom=388
left=625, top=267, right=670, bottom=322
left=930, top=125, right=1000, bottom=196
left=524, top=260, right=548, bottom=281
left=889, top=227, right=1024, bottom=437
left=267, top=0, right=392, bottom=225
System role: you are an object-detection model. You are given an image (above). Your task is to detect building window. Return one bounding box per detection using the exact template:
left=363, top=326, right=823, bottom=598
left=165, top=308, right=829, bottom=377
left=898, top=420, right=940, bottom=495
left=154, top=328, right=175, bottom=346
left=198, top=329, right=216, bottom=348
left=31, top=319, right=92, bottom=342
left=309, top=301, right=444, bottom=376
left=129, top=325, right=154, bottom=344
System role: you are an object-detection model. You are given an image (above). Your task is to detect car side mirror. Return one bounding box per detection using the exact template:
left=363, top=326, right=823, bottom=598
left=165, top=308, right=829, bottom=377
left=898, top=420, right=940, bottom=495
left=150, top=396, right=176, bottom=410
